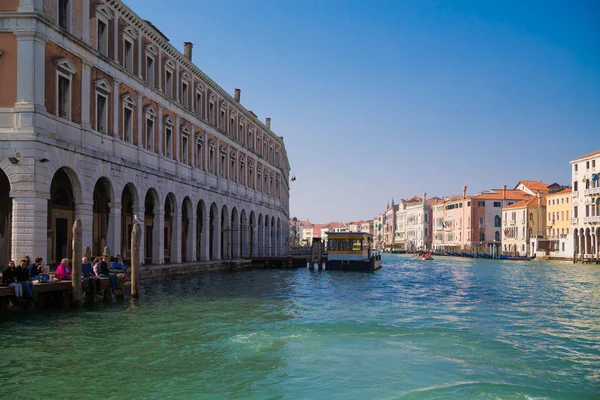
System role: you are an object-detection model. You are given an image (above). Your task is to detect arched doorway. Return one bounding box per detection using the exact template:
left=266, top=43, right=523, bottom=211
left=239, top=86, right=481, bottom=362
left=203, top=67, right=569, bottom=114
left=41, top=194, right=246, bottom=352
left=221, top=205, right=230, bottom=260
left=92, top=177, right=113, bottom=257
left=231, top=207, right=238, bottom=259
left=0, top=168, right=11, bottom=266
left=164, top=193, right=177, bottom=263
left=48, top=168, right=76, bottom=264
left=196, top=200, right=205, bottom=261
left=249, top=211, right=255, bottom=257
left=240, top=210, right=247, bottom=258
left=144, top=188, right=159, bottom=264
left=210, top=202, right=218, bottom=260
left=120, top=183, right=138, bottom=260
left=181, top=197, right=192, bottom=262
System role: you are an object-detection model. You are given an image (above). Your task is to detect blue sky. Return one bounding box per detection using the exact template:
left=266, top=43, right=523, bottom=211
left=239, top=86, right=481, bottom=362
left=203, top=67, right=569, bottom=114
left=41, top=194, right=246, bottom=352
left=125, top=0, right=600, bottom=223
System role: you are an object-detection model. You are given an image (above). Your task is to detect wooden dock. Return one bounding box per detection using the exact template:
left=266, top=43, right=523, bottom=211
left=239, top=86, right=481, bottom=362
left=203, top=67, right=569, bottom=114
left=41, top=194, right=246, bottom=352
left=0, top=276, right=127, bottom=315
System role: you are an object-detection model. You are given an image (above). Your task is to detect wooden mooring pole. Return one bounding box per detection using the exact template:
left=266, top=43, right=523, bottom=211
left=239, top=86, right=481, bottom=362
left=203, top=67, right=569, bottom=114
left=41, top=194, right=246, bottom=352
left=72, top=219, right=83, bottom=308
left=131, top=222, right=142, bottom=299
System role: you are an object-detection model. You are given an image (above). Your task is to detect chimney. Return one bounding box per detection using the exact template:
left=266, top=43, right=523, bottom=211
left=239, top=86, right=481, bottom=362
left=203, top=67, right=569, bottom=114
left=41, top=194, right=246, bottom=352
left=184, top=42, right=193, bottom=60
left=463, top=186, right=467, bottom=199
left=234, top=88, right=241, bottom=102
left=423, top=193, right=427, bottom=203
left=537, top=190, right=541, bottom=206
left=266, top=117, right=271, bottom=129
left=502, top=185, right=507, bottom=200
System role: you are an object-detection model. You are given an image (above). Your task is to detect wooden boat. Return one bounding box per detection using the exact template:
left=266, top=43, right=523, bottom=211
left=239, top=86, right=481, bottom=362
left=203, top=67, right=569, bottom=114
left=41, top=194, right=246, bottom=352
left=500, top=253, right=536, bottom=261
left=326, top=232, right=382, bottom=271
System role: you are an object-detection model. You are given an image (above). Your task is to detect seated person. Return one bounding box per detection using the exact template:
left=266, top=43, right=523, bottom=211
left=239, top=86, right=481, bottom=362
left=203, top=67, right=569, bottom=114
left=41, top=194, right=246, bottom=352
left=16, top=259, right=34, bottom=298
left=100, top=255, right=121, bottom=294
left=81, top=256, right=101, bottom=293
left=2, top=260, right=25, bottom=302
left=110, top=254, right=127, bottom=271
left=55, top=258, right=72, bottom=280
left=36, top=265, right=52, bottom=283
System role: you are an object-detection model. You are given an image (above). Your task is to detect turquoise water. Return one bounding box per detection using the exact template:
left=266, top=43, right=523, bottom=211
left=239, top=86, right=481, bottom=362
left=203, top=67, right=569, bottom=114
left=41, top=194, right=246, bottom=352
left=2, top=255, right=599, bottom=399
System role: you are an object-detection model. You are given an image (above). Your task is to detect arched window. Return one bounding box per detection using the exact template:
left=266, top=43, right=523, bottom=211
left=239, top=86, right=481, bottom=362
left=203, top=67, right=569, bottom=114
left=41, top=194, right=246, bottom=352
left=479, top=231, right=484, bottom=241
left=529, top=212, right=533, bottom=221
left=494, top=215, right=501, bottom=227
left=495, top=231, right=500, bottom=241
left=479, top=217, right=484, bottom=228
left=522, top=227, right=525, bottom=238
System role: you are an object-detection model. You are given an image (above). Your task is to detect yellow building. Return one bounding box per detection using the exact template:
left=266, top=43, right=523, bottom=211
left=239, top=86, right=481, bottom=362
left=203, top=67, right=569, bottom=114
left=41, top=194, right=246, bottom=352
left=546, top=188, right=573, bottom=256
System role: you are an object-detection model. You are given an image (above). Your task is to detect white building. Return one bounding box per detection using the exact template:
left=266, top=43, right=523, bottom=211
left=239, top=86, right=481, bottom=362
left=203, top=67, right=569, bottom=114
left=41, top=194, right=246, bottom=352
left=0, top=0, right=290, bottom=266
left=571, top=150, right=600, bottom=260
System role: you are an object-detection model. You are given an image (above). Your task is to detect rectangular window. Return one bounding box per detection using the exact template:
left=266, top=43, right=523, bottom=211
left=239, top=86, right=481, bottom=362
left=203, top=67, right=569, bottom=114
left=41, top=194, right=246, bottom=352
left=57, top=74, right=71, bottom=120
left=97, top=19, right=108, bottom=56
left=96, top=92, right=108, bottom=134
left=575, top=164, right=578, bottom=172
left=146, top=118, right=154, bottom=151
left=209, top=102, right=215, bottom=124
left=593, top=160, right=596, bottom=168
left=574, top=206, right=578, bottom=218
left=165, top=126, right=172, bottom=158
left=123, top=107, right=133, bottom=143
left=196, top=141, right=203, bottom=169
left=124, top=39, right=134, bottom=73
left=586, top=161, right=589, bottom=169
left=182, top=82, right=189, bottom=108
left=146, top=56, right=154, bottom=86
left=195, top=93, right=203, bottom=117
left=221, top=110, right=226, bottom=131
left=58, top=0, right=70, bottom=30
left=478, top=201, right=485, bottom=207
left=165, top=70, right=173, bottom=98
left=182, top=135, right=188, bottom=164
left=493, top=202, right=501, bottom=207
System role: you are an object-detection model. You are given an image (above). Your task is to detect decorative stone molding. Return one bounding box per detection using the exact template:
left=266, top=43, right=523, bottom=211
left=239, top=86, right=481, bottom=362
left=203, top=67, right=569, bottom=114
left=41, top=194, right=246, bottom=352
left=94, top=78, right=111, bottom=93
left=55, top=57, right=76, bottom=75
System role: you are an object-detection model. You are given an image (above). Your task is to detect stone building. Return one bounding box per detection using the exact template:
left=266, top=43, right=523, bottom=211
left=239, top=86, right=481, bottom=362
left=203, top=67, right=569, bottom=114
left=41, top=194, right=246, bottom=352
left=571, top=150, right=600, bottom=260
left=0, top=0, right=290, bottom=266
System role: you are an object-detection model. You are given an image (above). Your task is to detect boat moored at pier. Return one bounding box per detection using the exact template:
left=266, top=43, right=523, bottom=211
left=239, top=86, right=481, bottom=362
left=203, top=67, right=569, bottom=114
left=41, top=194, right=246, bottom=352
left=326, top=232, right=382, bottom=271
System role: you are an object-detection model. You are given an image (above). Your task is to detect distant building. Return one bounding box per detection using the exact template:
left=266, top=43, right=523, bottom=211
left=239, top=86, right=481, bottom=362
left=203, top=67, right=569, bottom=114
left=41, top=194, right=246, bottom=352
left=502, top=194, right=547, bottom=256
left=545, top=188, right=573, bottom=257
left=571, top=150, right=600, bottom=260
left=396, top=194, right=439, bottom=251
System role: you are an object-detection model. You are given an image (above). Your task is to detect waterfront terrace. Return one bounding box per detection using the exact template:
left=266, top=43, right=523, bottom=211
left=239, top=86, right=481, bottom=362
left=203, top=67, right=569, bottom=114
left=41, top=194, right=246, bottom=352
left=0, top=0, right=291, bottom=266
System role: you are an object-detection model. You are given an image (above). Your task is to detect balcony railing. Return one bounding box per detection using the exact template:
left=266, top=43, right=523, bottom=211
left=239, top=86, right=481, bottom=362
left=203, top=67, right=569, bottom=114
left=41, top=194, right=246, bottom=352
left=584, top=216, right=600, bottom=224
left=572, top=218, right=578, bottom=225
left=584, top=187, right=600, bottom=196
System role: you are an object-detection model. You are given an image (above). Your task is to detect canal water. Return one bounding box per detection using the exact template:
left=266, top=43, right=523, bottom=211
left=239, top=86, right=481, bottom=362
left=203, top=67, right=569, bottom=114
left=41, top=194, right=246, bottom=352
left=2, top=255, right=599, bottom=399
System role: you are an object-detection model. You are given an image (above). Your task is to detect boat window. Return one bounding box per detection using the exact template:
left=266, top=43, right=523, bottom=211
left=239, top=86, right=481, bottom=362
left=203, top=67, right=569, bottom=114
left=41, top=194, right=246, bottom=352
left=351, top=239, right=363, bottom=251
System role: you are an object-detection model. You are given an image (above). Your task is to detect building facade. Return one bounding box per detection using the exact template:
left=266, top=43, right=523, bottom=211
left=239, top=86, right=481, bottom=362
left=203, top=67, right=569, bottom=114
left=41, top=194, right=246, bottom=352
left=545, top=188, right=573, bottom=257
left=395, top=195, right=436, bottom=251
left=571, top=150, right=600, bottom=260
left=502, top=194, right=546, bottom=256
left=0, top=0, right=290, bottom=266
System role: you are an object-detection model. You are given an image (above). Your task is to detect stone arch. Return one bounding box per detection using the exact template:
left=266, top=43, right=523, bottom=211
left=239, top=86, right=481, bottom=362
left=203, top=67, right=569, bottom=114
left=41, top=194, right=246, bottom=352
left=92, top=177, right=114, bottom=257
left=48, top=167, right=83, bottom=264
left=196, top=199, right=206, bottom=262
left=221, top=205, right=230, bottom=260
left=209, top=202, right=219, bottom=260
left=164, top=192, right=178, bottom=263
left=240, top=210, right=248, bottom=258
left=181, top=196, right=193, bottom=262
left=0, top=167, right=11, bottom=266
left=144, top=188, right=160, bottom=264
left=249, top=211, right=256, bottom=257
left=231, top=207, right=238, bottom=259
left=120, top=183, right=140, bottom=260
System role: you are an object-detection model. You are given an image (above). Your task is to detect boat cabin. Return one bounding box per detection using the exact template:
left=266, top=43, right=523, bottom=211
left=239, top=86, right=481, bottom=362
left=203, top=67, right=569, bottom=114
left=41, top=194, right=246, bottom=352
left=326, top=232, right=381, bottom=271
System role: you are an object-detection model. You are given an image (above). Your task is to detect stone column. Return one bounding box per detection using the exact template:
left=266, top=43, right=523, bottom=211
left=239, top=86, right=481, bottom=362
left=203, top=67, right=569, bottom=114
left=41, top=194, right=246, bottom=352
left=15, top=31, right=46, bottom=122
left=113, top=79, right=120, bottom=139
left=251, top=224, right=258, bottom=257
left=112, top=13, right=119, bottom=63
left=137, top=31, right=143, bottom=79
left=188, top=214, right=197, bottom=262
left=155, top=207, right=164, bottom=264
left=18, top=0, right=43, bottom=12
left=258, top=223, right=264, bottom=256
left=83, top=0, right=90, bottom=45
left=110, top=201, right=121, bottom=261
left=81, top=61, right=92, bottom=129
left=157, top=106, right=163, bottom=155
left=200, top=211, right=209, bottom=261
left=175, top=116, right=180, bottom=162
left=157, top=50, right=162, bottom=91
left=171, top=209, right=181, bottom=263
left=212, top=212, right=221, bottom=260
left=232, top=216, right=239, bottom=259
left=10, top=194, right=49, bottom=263
left=76, top=200, right=94, bottom=253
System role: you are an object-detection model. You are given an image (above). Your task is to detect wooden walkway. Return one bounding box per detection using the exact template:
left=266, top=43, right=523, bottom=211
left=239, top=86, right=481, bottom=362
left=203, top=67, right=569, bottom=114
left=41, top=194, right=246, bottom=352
left=0, top=276, right=126, bottom=315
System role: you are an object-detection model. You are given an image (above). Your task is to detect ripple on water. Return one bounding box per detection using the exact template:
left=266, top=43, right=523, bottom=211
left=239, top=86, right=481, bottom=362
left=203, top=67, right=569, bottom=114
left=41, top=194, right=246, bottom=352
left=0, top=255, right=599, bottom=399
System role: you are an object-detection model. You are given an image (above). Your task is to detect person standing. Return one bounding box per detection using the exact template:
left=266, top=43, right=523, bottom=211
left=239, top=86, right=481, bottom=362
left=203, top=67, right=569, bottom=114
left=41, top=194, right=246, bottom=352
left=1, top=261, right=24, bottom=302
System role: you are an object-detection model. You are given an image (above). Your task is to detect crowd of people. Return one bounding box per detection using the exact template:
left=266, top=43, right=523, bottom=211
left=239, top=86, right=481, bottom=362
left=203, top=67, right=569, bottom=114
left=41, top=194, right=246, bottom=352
left=1, top=254, right=126, bottom=302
